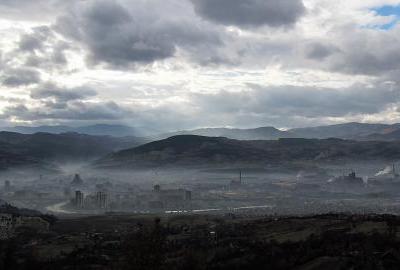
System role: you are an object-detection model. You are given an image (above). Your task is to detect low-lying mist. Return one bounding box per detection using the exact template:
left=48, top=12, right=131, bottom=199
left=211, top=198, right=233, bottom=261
left=1, top=158, right=400, bottom=217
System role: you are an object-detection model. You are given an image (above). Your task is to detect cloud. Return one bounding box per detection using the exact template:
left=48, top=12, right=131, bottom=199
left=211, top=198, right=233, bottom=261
left=189, top=81, right=400, bottom=125
left=30, top=83, right=97, bottom=102
left=0, top=25, right=74, bottom=79
left=1, top=82, right=132, bottom=122
left=54, top=0, right=224, bottom=67
left=1, top=101, right=132, bottom=121
left=0, top=0, right=76, bottom=21
left=2, top=0, right=400, bottom=130
left=190, top=0, right=305, bottom=28
left=305, top=42, right=340, bottom=60
left=1, top=68, right=41, bottom=86
left=325, top=28, right=400, bottom=76
left=54, top=1, right=178, bottom=66
left=2, top=78, right=399, bottom=130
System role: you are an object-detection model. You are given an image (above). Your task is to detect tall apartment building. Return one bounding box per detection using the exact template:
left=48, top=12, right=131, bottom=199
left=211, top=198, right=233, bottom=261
left=96, top=191, right=108, bottom=209
left=75, top=190, right=84, bottom=209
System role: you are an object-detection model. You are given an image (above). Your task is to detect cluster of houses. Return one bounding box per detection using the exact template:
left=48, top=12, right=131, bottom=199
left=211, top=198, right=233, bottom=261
left=0, top=213, right=49, bottom=240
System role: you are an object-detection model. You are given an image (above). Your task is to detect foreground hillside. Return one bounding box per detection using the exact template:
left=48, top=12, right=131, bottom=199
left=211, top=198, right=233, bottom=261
left=2, top=213, right=400, bottom=269
left=95, top=135, right=400, bottom=169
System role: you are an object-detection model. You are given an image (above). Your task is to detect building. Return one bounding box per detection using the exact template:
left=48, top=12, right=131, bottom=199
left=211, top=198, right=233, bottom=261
left=329, top=171, right=364, bottom=186
left=0, top=214, right=50, bottom=239
left=96, top=191, right=108, bottom=209
left=75, top=190, right=84, bottom=209
left=369, top=164, right=400, bottom=185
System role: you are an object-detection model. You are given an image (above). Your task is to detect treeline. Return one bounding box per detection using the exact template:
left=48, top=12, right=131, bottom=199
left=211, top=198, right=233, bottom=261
left=2, top=216, right=400, bottom=269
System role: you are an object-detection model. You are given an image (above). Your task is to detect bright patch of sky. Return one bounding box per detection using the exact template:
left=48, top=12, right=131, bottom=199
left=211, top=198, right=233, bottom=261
left=372, top=5, right=400, bottom=29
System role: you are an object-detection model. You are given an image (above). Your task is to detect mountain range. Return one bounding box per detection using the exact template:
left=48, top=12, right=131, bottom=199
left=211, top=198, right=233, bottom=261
left=94, top=135, right=400, bottom=169
left=2, top=122, right=400, bottom=171
left=3, top=122, right=400, bottom=141
left=159, top=122, right=400, bottom=141
left=1, top=124, right=141, bottom=137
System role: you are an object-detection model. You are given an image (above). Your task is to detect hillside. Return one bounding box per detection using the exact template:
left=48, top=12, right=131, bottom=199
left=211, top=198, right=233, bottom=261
left=95, top=135, right=269, bottom=168
left=94, top=135, right=400, bottom=169
left=0, top=132, right=147, bottom=170
left=159, top=126, right=288, bottom=140
left=0, top=147, right=52, bottom=171
left=359, top=128, right=400, bottom=141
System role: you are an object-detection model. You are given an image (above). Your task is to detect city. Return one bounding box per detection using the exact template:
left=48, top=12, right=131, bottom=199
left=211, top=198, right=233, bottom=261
left=2, top=0, right=400, bottom=268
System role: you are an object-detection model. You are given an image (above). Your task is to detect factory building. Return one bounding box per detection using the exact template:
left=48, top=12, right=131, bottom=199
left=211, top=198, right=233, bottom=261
left=328, top=171, right=364, bottom=186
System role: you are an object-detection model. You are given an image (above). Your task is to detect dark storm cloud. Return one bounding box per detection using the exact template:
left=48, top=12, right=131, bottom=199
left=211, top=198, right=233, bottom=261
left=55, top=1, right=175, bottom=66
left=54, top=0, right=224, bottom=67
left=1, top=68, right=41, bottom=86
left=30, top=83, right=97, bottom=102
left=190, top=0, right=305, bottom=28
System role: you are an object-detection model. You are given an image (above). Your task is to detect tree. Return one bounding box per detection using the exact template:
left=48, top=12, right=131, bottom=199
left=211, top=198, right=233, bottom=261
left=124, top=218, right=167, bottom=270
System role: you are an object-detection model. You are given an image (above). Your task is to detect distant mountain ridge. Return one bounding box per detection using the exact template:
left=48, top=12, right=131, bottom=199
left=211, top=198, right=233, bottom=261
left=159, top=122, right=400, bottom=141
left=160, top=126, right=287, bottom=140
left=289, top=122, right=400, bottom=140
left=3, top=122, right=400, bottom=141
left=360, top=128, right=400, bottom=141
left=1, top=124, right=140, bottom=137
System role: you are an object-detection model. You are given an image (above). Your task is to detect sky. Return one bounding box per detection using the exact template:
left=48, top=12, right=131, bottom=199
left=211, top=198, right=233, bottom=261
left=1, top=0, right=400, bottom=132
